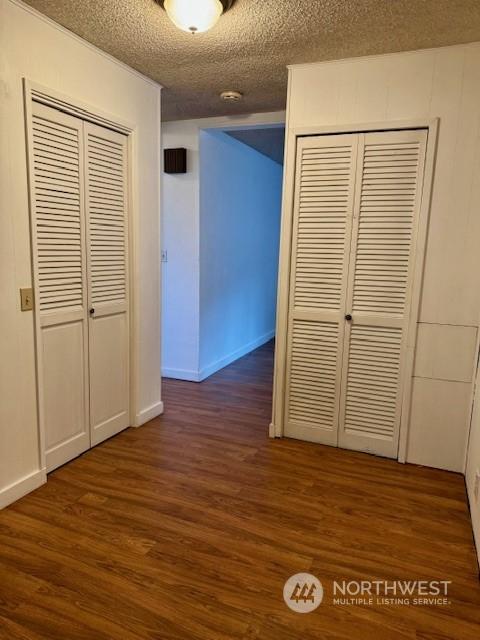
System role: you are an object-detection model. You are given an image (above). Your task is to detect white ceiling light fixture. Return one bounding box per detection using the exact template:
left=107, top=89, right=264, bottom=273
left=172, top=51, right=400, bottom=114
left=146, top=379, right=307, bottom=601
left=157, top=0, right=235, bottom=35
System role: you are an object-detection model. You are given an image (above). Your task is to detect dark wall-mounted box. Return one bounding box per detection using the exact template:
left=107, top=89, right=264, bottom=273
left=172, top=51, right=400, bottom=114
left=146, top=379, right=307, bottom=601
left=164, top=147, right=187, bottom=174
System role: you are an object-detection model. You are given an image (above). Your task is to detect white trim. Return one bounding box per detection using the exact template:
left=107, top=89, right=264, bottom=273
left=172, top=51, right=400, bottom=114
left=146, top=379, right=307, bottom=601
left=127, top=127, right=140, bottom=435
left=164, top=331, right=276, bottom=382
left=134, top=401, right=164, bottom=427
left=271, top=69, right=295, bottom=439
left=22, top=81, right=46, bottom=471
left=157, top=89, right=164, bottom=423
left=287, top=41, right=480, bottom=71
left=466, top=483, right=480, bottom=568
left=292, top=118, right=436, bottom=138
left=465, top=306, right=480, bottom=567
left=206, top=121, right=285, bottom=134
left=0, top=469, right=46, bottom=510
left=465, top=337, right=480, bottom=474
left=164, top=111, right=286, bottom=128
left=398, top=120, right=439, bottom=463
left=8, top=0, right=163, bottom=89
left=26, top=79, right=138, bottom=134
left=272, top=117, right=438, bottom=460
left=31, top=87, right=131, bottom=135
left=198, top=330, right=275, bottom=382
left=162, top=367, right=202, bottom=382
left=163, top=327, right=276, bottom=383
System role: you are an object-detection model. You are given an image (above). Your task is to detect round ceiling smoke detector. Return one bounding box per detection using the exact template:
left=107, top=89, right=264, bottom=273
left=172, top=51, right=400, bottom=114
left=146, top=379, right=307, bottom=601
left=220, top=91, right=243, bottom=103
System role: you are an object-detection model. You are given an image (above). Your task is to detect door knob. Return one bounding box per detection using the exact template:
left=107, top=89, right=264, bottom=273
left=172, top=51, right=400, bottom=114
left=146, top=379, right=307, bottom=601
left=89, top=308, right=95, bottom=315
left=345, top=314, right=352, bottom=321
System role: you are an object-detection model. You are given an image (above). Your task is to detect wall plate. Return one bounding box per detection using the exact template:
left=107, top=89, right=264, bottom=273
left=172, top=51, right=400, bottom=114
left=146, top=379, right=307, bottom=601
left=20, top=287, right=34, bottom=311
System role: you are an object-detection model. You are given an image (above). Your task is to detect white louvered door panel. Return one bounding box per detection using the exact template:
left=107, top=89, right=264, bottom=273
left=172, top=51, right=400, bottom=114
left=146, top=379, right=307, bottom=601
left=338, top=130, right=428, bottom=457
left=284, top=135, right=358, bottom=444
left=84, top=122, right=130, bottom=446
left=30, top=102, right=90, bottom=471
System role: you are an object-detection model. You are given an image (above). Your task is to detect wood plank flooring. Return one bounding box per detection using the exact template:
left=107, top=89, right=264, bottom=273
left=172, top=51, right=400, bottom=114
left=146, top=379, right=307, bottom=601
left=0, top=341, right=479, bottom=639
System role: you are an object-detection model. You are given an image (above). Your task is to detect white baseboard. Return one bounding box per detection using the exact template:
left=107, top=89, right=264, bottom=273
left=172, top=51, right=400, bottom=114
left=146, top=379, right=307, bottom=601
left=199, top=330, right=275, bottom=382
left=134, top=400, right=164, bottom=427
left=162, top=367, right=201, bottom=382
left=162, top=331, right=275, bottom=384
left=0, top=468, right=47, bottom=510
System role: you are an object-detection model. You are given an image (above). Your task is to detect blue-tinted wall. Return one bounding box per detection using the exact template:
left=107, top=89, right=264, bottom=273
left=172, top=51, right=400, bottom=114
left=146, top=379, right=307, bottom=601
left=199, top=129, right=283, bottom=379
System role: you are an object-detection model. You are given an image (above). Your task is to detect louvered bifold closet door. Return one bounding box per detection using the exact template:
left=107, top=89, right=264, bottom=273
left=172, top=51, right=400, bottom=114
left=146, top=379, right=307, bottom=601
left=30, top=102, right=90, bottom=471
left=338, top=130, right=427, bottom=458
left=84, top=122, right=130, bottom=446
left=284, top=135, right=358, bottom=444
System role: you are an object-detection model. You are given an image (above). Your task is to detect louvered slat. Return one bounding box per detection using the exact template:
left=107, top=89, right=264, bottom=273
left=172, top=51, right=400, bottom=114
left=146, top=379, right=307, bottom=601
left=288, top=320, right=340, bottom=428
left=343, top=325, right=402, bottom=438
left=85, top=131, right=127, bottom=307
left=85, top=127, right=131, bottom=445
left=285, top=135, right=358, bottom=443
left=32, top=113, right=84, bottom=313
left=352, top=139, right=421, bottom=317
left=339, top=130, right=427, bottom=456
left=284, top=130, right=427, bottom=457
left=294, top=144, right=354, bottom=311
left=28, top=103, right=91, bottom=472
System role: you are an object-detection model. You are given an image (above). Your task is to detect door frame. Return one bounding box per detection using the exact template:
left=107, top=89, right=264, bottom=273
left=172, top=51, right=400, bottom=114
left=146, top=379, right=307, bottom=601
left=270, top=118, right=439, bottom=463
left=23, top=79, right=138, bottom=472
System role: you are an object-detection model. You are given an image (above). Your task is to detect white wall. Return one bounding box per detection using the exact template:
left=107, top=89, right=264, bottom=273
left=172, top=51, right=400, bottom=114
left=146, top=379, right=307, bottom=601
left=161, top=120, right=201, bottom=380
left=199, top=130, right=283, bottom=379
left=161, top=112, right=285, bottom=381
left=0, top=0, right=162, bottom=507
left=276, top=43, right=480, bottom=472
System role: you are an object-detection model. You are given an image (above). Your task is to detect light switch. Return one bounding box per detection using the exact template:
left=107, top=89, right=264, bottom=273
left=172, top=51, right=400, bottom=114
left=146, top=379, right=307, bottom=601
left=20, top=287, right=34, bottom=311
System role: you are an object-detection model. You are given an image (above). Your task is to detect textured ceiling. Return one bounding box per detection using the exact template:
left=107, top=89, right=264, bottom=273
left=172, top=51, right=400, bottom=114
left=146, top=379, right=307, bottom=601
left=226, top=127, right=285, bottom=165
left=23, top=0, right=480, bottom=121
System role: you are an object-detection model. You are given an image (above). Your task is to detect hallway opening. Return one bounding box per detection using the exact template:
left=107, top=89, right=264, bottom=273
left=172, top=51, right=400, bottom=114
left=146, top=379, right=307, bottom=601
left=161, top=117, right=284, bottom=382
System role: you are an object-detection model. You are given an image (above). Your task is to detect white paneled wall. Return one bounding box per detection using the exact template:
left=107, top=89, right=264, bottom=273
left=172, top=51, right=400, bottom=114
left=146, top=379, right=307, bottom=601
left=282, top=43, right=480, bottom=472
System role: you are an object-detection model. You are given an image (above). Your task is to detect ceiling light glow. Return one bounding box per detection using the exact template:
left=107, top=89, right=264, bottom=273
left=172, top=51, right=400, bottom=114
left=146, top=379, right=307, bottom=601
left=163, top=0, right=224, bottom=34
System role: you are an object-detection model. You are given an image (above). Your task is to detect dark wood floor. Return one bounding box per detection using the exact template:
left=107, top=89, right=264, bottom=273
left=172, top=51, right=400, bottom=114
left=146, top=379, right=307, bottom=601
left=0, top=341, right=479, bottom=639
